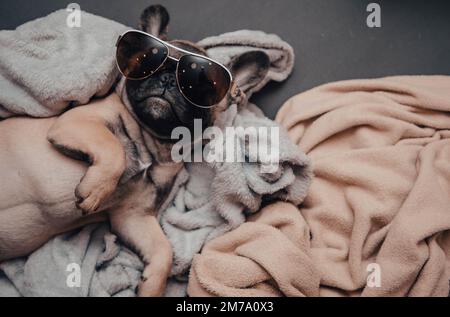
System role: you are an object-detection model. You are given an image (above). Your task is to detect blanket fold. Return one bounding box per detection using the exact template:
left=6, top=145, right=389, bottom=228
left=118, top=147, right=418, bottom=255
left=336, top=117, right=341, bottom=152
left=188, top=202, right=320, bottom=297
left=0, top=224, right=143, bottom=297
left=188, top=75, right=450, bottom=297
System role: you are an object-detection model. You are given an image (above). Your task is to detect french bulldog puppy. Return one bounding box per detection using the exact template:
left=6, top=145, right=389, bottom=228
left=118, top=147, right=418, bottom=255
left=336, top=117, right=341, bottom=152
left=0, top=5, right=270, bottom=296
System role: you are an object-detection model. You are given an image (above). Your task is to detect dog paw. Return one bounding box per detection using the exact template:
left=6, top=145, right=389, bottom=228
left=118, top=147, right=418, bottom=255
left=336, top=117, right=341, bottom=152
left=75, top=179, right=116, bottom=215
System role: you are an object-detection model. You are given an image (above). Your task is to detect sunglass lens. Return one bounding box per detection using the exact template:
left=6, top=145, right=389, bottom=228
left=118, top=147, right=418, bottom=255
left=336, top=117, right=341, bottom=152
left=116, top=31, right=168, bottom=79
left=177, top=55, right=231, bottom=108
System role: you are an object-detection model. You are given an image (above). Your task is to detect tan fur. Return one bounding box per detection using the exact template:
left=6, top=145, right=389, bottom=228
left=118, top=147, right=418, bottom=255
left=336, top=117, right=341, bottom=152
left=0, top=93, right=181, bottom=296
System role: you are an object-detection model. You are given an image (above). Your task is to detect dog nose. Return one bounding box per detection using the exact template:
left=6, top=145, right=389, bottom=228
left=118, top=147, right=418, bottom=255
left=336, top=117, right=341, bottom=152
left=160, top=73, right=177, bottom=89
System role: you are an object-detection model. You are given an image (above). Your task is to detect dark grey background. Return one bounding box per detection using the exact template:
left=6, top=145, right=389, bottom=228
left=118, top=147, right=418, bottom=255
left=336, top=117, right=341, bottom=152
left=1, top=0, right=449, bottom=119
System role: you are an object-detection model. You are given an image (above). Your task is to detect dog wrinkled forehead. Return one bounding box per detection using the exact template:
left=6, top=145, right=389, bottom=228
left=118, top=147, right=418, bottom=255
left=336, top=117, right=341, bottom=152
left=168, top=40, right=208, bottom=59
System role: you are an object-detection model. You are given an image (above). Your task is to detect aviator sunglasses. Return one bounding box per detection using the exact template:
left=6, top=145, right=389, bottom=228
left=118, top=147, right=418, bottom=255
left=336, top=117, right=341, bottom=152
left=116, top=30, right=237, bottom=108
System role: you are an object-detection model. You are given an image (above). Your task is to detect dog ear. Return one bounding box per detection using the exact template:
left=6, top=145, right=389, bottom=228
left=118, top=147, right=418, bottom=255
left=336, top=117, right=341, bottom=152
left=230, top=51, right=270, bottom=95
left=139, top=4, right=170, bottom=40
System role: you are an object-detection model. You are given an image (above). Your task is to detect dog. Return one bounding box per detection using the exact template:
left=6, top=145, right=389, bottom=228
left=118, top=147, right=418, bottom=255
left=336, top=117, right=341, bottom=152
left=0, top=4, right=270, bottom=296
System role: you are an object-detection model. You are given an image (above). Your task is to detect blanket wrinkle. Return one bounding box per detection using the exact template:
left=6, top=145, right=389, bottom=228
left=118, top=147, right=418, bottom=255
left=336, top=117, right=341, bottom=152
left=0, top=224, right=143, bottom=297
left=188, top=75, right=450, bottom=297
left=188, top=202, right=320, bottom=297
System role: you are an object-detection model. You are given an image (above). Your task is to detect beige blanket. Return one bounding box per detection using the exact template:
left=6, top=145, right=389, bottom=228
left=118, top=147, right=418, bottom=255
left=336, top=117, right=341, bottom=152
left=188, top=76, right=450, bottom=297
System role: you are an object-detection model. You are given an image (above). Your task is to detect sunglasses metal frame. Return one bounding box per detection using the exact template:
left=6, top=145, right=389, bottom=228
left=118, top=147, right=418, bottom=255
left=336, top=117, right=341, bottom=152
left=115, top=29, right=237, bottom=108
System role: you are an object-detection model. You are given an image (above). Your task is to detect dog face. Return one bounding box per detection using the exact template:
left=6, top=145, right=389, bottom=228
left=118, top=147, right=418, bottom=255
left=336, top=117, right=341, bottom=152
left=125, top=5, right=271, bottom=140
left=125, top=39, right=212, bottom=139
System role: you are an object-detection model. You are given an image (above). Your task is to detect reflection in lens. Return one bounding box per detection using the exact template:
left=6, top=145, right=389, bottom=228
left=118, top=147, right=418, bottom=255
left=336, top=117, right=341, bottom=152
left=116, top=31, right=168, bottom=79
left=177, top=55, right=231, bottom=108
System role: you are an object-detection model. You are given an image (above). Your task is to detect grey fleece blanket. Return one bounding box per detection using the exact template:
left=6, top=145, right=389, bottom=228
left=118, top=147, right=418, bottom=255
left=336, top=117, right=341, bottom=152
left=0, top=224, right=142, bottom=297
left=0, top=10, right=311, bottom=297
left=0, top=10, right=128, bottom=118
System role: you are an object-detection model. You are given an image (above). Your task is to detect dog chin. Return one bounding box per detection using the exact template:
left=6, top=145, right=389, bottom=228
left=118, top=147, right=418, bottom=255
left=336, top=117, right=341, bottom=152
left=130, top=96, right=182, bottom=139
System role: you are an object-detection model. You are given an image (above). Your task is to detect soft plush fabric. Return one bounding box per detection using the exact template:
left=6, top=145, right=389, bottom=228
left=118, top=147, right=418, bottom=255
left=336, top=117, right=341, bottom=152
left=188, top=202, right=320, bottom=297
left=0, top=10, right=311, bottom=297
left=0, top=224, right=143, bottom=297
left=0, top=10, right=128, bottom=118
left=188, top=76, right=450, bottom=297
